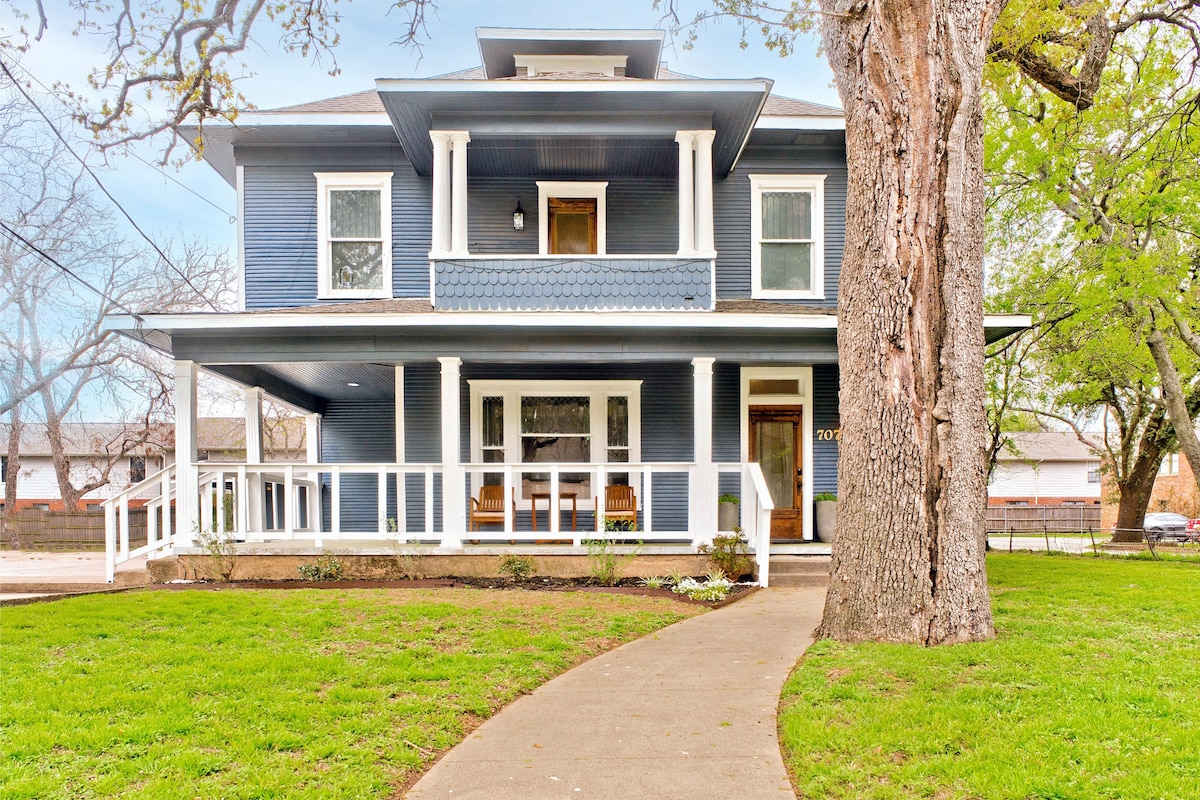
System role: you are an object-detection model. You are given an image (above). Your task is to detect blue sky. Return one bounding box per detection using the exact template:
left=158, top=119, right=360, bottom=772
left=13, top=1, right=837, bottom=259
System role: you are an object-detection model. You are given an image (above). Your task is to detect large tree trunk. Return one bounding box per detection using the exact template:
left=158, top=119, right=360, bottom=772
left=816, top=0, right=1002, bottom=644
left=1146, top=322, right=1200, bottom=500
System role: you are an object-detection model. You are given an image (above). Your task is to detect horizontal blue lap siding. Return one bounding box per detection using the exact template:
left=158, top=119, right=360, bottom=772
left=812, top=364, right=840, bottom=494
left=433, top=257, right=712, bottom=311
left=403, top=364, right=442, bottom=534
left=713, top=146, right=847, bottom=306
left=240, top=148, right=430, bottom=309
left=319, top=401, right=398, bottom=533
left=714, top=362, right=743, bottom=502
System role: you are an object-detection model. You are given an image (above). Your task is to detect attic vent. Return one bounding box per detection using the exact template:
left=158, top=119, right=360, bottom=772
left=614, top=66, right=626, bottom=77
left=516, top=66, right=529, bottom=77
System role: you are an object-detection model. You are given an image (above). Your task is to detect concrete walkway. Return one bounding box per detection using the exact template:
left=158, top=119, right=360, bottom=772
left=0, top=551, right=149, bottom=601
left=406, top=586, right=826, bottom=800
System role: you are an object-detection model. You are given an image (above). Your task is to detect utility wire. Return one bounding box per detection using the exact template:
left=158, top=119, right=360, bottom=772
left=7, top=58, right=236, bottom=223
left=0, top=57, right=222, bottom=312
left=0, top=219, right=139, bottom=318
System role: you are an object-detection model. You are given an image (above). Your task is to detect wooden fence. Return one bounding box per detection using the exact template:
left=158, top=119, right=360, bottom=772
left=0, top=508, right=150, bottom=550
left=986, top=505, right=1102, bottom=533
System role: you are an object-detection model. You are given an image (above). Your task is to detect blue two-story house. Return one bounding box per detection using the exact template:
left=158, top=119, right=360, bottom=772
left=103, top=28, right=1025, bottom=582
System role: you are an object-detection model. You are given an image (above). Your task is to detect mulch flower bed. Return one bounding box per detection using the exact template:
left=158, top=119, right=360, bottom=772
left=153, top=576, right=758, bottom=608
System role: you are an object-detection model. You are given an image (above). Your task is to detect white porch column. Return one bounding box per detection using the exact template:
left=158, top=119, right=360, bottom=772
left=691, top=357, right=717, bottom=547
left=675, top=130, right=696, bottom=255
left=430, top=131, right=452, bottom=256
left=694, top=130, right=716, bottom=254
left=305, top=414, right=320, bottom=463
left=243, top=388, right=264, bottom=462
left=438, top=357, right=464, bottom=547
left=174, top=361, right=199, bottom=547
left=450, top=131, right=471, bottom=256
left=242, top=387, right=264, bottom=536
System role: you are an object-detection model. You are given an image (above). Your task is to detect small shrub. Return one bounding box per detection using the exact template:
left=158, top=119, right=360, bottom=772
left=297, top=554, right=344, bottom=581
left=585, top=531, right=641, bottom=586
left=814, top=492, right=838, bottom=502
left=639, top=575, right=668, bottom=589
left=193, top=525, right=237, bottom=582
left=698, top=532, right=752, bottom=579
left=718, top=494, right=740, bottom=505
left=498, top=554, right=536, bottom=580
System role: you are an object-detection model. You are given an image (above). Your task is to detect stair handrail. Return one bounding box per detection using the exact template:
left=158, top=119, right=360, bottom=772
left=103, top=463, right=176, bottom=582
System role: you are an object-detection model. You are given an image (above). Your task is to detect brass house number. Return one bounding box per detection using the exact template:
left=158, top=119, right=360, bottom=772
left=816, top=428, right=841, bottom=441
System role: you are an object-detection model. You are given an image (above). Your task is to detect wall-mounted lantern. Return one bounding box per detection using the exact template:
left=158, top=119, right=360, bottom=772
left=513, top=200, right=525, bottom=231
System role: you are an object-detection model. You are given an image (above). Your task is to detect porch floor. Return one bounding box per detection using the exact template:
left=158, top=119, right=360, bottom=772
left=169, top=539, right=833, bottom=557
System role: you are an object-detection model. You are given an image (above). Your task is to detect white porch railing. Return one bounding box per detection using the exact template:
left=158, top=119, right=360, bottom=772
left=102, top=463, right=177, bottom=582
left=103, top=460, right=779, bottom=586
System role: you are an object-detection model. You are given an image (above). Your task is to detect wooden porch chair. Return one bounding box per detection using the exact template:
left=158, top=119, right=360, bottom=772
left=469, top=484, right=515, bottom=531
left=596, top=484, right=637, bottom=530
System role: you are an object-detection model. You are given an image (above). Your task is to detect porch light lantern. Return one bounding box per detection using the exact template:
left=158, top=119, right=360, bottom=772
left=512, top=200, right=525, bottom=231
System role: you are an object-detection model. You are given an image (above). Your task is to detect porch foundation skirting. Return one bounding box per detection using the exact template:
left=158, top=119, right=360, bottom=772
left=102, top=460, right=776, bottom=585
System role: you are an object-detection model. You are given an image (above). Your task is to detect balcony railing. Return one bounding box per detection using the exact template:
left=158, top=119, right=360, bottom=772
left=431, top=256, right=714, bottom=311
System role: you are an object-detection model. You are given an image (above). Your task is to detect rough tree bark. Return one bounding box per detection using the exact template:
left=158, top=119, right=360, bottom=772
left=1147, top=319, right=1200, bottom=500
left=816, top=0, right=1003, bottom=644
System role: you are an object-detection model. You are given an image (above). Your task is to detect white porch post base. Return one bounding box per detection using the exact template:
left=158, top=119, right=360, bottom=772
left=439, top=357, right=465, bottom=547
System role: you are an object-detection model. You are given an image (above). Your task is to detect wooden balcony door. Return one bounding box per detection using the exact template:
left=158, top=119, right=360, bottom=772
left=548, top=198, right=597, bottom=255
left=749, top=406, right=804, bottom=541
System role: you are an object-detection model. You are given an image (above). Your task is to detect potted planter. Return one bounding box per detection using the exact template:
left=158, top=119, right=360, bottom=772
left=718, top=494, right=740, bottom=531
left=814, top=492, right=838, bottom=543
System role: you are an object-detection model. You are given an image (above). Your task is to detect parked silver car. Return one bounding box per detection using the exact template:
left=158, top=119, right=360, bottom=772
left=1143, top=512, right=1190, bottom=543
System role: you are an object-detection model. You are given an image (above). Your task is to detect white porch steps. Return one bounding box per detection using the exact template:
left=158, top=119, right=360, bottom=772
left=767, top=555, right=830, bottom=588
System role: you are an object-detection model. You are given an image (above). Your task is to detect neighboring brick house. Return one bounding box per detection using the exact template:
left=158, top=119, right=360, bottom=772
left=0, top=419, right=305, bottom=511
left=1147, top=450, right=1199, bottom=517
left=988, top=432, right=1103, bottom=507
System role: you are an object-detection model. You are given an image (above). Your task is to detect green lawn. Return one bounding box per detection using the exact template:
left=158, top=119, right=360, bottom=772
left=780, top=554, right=1200, bottom=799
left=0, top=588, right=700, bottom=799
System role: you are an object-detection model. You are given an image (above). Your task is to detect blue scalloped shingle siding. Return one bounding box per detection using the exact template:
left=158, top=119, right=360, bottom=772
left=433, top=258, right=713, bottom=311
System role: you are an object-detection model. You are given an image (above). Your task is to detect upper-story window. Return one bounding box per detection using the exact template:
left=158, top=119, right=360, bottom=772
left=315, top=172, right=393, bottom=299
left=749, top=174, right=825, bottom=300
left=129, top=456, right=147, bottom=484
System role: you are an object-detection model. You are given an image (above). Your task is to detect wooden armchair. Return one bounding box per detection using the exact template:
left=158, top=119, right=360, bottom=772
left=469, top=485, right=515, bottom=531
left=596, top=484, right=638, bottom=530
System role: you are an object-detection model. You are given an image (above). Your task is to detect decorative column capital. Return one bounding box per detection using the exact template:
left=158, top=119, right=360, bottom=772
left=675, top=130, right=698, bottom=146
left=693, top=129, right=716, bottom=146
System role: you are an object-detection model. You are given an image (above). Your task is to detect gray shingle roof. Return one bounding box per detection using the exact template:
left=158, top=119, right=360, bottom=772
left=261, top=64, right=842, bottom=118
left=998, top=432, right=1103, bottom=462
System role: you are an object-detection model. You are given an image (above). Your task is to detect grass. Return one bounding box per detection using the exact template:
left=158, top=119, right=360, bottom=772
left=779, top=553, right=1200, bottom=799
left=0, top=588, right=700, bottom=799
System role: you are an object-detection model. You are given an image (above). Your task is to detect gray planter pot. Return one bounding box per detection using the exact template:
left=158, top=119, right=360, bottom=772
left=718, top=501, right=740, bottom=531
left=815, top=500, right=838, bottom=543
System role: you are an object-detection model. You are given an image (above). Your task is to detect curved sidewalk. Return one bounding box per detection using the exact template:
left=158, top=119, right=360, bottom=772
left=406, top=587, right=826, bottom=799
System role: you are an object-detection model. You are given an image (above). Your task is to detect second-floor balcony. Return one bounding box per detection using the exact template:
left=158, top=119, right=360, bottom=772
left=431, top=255, right=714, bottom=311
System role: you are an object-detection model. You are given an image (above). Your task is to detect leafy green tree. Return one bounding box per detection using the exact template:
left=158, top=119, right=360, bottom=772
left=985, top=3, right=1200, bottom=537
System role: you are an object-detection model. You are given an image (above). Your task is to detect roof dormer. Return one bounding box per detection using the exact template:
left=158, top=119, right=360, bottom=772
left=477, top=28, right=664, bottom=80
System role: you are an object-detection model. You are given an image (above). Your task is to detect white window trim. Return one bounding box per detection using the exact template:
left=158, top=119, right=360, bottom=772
left=749, top=174, right=826, bottom=300
left=537, top=181, right=608, bottom=256
left=315, top=172, right=393, bottom=300
left=469, top=379, right=641, bottom=507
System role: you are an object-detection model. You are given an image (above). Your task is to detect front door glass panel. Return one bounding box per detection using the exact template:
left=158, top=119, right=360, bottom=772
left=756, top=421, right=796, bottom=509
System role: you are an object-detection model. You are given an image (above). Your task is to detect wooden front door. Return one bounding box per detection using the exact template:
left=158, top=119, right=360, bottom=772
left=548, top=198, right=597, bottom=254
left=749, top=407, right=804, bottom=540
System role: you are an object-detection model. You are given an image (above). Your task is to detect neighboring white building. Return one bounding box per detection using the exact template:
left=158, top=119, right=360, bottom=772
left=988, top=432, right=1102, bottom=506
left=1, top=420, right=305, bottom=511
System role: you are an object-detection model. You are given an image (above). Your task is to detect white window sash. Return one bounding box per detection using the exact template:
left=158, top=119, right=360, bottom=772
left=314, top=172, right=393, bottom=300
left=749, top=174, right=826, bottom=300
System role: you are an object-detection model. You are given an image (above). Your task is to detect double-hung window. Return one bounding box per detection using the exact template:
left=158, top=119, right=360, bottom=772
left=749, top=174, right=825, bottom=299
left=315, top=172, right=393, bottom=299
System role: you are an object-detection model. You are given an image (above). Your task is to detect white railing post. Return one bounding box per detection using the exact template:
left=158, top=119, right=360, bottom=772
left=330, top=466, right=341, bottom=541
left=424, top=465, right=435, bottom=538
left=236, top=466, right=249, bottom=539
left=285, top=465, right=296, bottom=539
left=377, top=466, right=388, bottom=537
left=119, top=496, right=130, bottom=560
left=504, top=464, right=514, bottom=538
left=105, top=503, right=117, bottom=583
left=641, top=465, right=653, bottom=538
left=549, top=465, right=560, bottom=536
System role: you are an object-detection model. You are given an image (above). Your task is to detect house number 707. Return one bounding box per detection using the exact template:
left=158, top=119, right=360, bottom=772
left=817, top=428, right=841, bottom=441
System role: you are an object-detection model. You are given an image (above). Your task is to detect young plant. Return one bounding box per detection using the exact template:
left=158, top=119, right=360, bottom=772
left=192, top=525, right=237, bottom=582
left=585, top=528, right=642, bottom=586
left=639, top=575, right=668, bottom=589
left=698, top=532, right=752, bottom=580
left=498, top=554, right=537, bottom=580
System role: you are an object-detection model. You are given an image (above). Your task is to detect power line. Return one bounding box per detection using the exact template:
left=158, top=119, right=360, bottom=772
left=6, top=58, right=237, bottom=223
left=0, top=219, right=139, bottom=318
left=0, top=57, right=222, bottom=312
